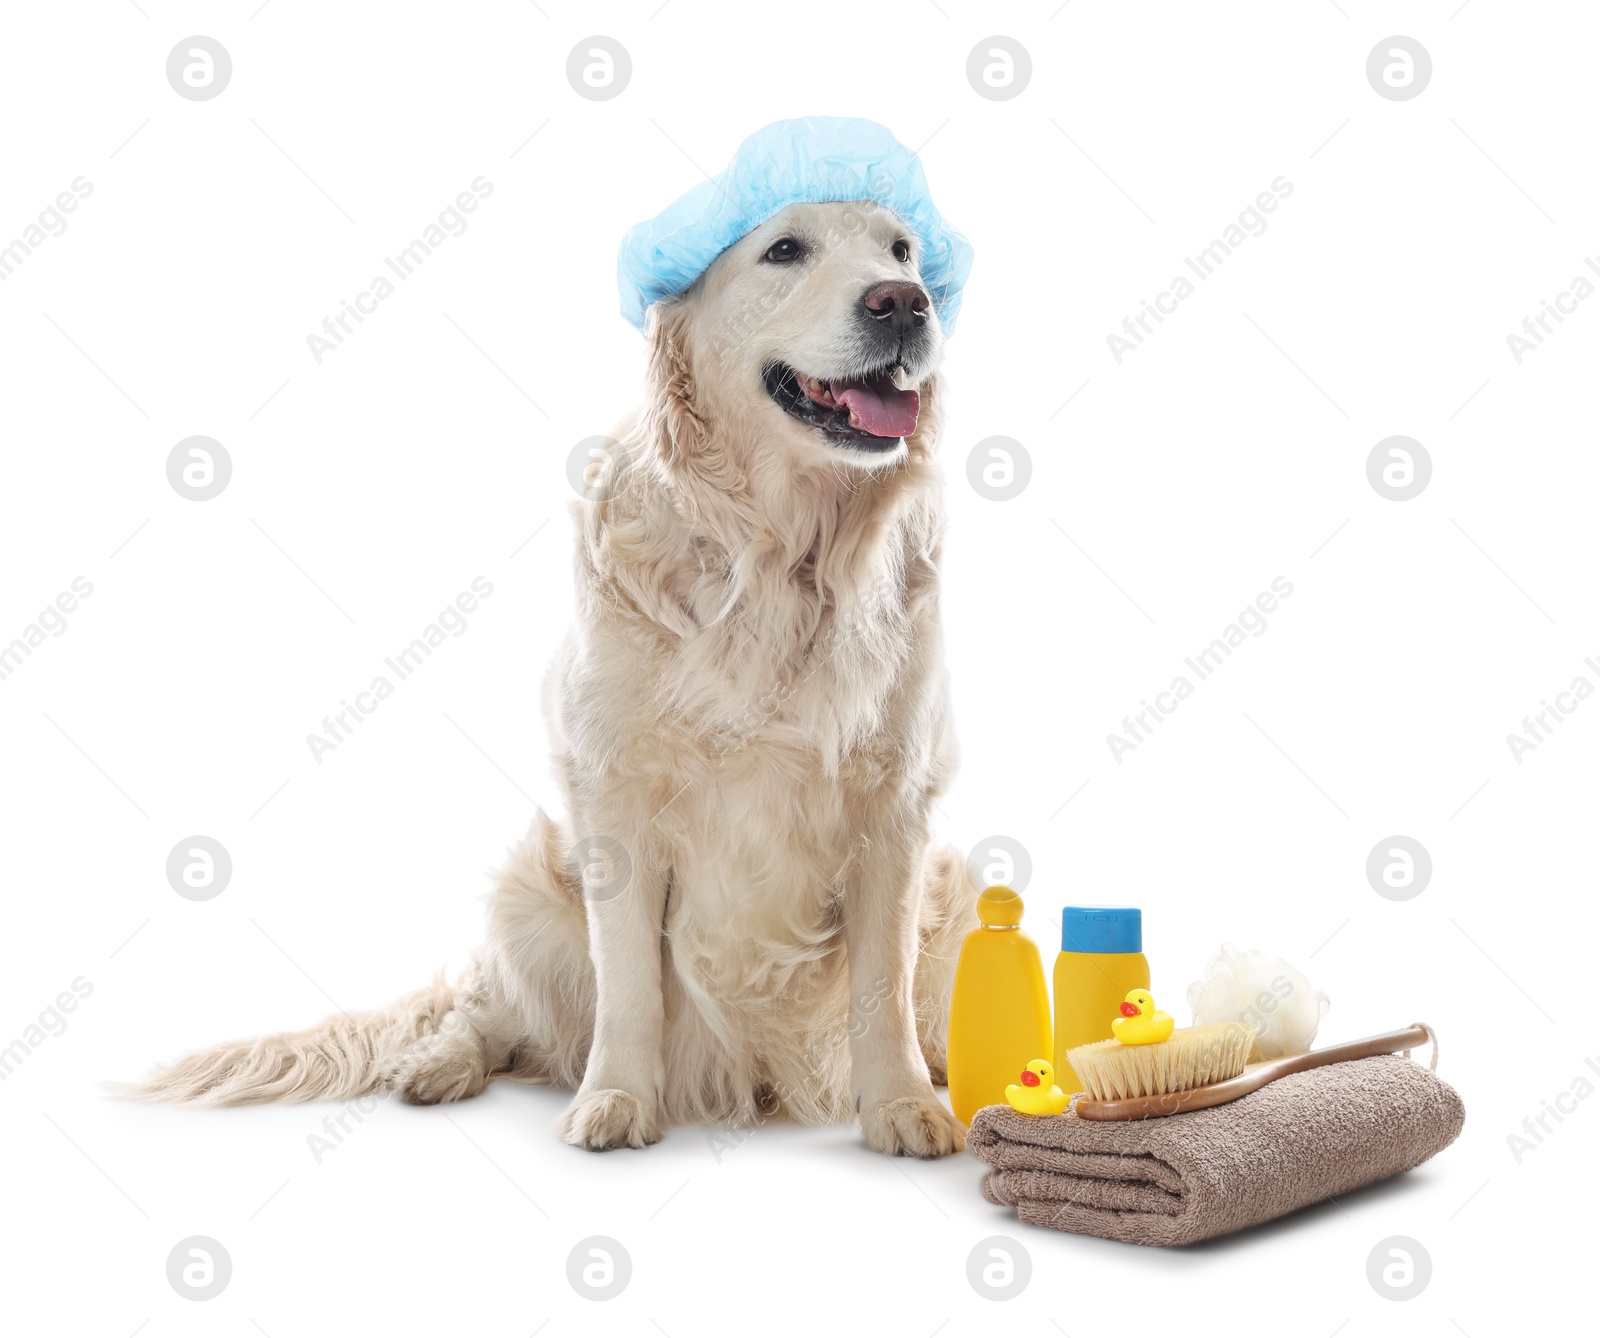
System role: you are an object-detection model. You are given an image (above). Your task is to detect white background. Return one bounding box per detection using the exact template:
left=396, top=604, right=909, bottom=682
left=1, top=1, right=1594, bottom=1334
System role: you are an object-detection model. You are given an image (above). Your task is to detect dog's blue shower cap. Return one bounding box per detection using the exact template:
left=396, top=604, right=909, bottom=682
left=617, top=116, right=975, bottom=335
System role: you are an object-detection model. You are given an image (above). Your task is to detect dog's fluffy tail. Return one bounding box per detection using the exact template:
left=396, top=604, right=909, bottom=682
left=121, top=974, right=457, bottom=1106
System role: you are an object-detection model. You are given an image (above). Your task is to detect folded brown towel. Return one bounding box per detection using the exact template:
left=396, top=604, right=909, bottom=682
left=968, top=1054, right=1464, bottom=1246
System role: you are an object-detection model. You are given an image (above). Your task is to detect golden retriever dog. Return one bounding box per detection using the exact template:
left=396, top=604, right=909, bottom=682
left=134, top=199, right=979, bottom=1157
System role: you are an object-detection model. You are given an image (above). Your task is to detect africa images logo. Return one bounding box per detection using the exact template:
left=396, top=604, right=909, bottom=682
left=305, top=179, right=495, bottom=364
left=1105, top=178, right=1294, bottom=364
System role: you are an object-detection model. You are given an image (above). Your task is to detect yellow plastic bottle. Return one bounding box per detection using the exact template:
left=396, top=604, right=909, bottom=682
left=946, top=886, right=1052, bottom=1126
left=1053, top=906, right=1150, bottom=1094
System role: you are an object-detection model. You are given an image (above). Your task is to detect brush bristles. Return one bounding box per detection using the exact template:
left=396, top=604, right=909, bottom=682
left=1067, top=1023, right=1255, bottom=1101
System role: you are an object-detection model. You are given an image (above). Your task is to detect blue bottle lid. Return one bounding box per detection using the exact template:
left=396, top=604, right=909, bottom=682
left=1060, top=906, right=1142, bottom=954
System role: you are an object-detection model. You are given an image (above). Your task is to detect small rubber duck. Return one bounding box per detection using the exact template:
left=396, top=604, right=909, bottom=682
left=1112, top=988, right=1175, bottom=1045
left=1005, top=1059, right=1070, bottom=1116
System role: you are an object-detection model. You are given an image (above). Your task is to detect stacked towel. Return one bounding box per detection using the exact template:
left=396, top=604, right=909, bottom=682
left=967, top=1054, right=1464, bottom=1246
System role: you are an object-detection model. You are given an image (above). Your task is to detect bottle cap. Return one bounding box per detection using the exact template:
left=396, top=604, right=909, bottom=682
left=1060, top=906, right=1141, bottom=953
left=977, top=885, right=1023, bottom=927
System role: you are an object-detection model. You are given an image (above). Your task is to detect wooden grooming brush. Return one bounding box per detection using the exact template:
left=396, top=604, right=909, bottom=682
left=1069, top=1022, right=1434, bottom=1121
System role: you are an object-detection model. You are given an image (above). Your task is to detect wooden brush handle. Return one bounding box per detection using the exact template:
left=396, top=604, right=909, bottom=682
left=1074, top=1023, right=1435, bottom=1122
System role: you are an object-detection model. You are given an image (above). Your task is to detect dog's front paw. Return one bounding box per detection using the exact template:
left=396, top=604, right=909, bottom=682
left=560, top=1087, right=660, bottom=1151
left=859, top=1094, right=966, bottom=1158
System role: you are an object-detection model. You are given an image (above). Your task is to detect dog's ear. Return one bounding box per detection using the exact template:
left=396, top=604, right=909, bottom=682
left=644, top=302, right=705, bottom=466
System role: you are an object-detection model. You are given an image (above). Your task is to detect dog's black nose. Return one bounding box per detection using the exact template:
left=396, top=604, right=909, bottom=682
left=862, top=281, right=930, bottom=333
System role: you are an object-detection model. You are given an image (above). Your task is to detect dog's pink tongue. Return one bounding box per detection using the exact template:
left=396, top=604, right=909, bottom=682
left=834, top=380, right=919, bottom=438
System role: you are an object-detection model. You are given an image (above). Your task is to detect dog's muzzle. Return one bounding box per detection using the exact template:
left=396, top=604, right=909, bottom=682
left=762, top=280, right=937, bottom=450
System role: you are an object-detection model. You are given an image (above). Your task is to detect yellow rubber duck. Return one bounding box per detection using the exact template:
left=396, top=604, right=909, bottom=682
left=1111, top=988, right=1175, bottom=1045
left=1004, top=1059, right=1070, bottom=1116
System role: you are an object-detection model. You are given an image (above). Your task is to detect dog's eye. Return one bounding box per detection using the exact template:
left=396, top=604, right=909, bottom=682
left=763, top=238, right=803, bottom=264
left=892, top=239, right=912, bottom=263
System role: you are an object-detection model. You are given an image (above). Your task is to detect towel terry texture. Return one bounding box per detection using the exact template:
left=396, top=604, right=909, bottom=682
left=967, top=1054, right=1464, bottom=1247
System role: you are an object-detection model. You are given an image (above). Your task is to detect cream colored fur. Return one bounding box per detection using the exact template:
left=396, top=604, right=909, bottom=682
left=132, top=202, right=979, bottom=1156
